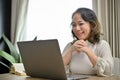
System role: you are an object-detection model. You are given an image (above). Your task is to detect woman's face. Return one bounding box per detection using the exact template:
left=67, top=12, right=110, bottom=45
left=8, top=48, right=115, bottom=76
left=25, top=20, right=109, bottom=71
left=72, top=13, right=91, bottom=40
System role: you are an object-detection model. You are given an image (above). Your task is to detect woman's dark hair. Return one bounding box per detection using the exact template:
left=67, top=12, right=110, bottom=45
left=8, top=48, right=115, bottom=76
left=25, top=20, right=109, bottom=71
left=71, top=8, right=101, bottom=44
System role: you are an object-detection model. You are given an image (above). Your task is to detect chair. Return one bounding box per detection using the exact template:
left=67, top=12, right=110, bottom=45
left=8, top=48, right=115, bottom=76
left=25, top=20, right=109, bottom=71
left=112, top=57, right=120, bottom=75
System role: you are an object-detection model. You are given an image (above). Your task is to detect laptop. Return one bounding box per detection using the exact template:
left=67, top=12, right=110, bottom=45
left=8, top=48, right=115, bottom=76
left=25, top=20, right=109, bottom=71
left=17, top=39, right=88, bottom=80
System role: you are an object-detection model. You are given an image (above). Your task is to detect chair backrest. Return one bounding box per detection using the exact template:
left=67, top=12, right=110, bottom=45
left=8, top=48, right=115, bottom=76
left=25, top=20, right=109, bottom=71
left=112, top=57, right=120, bottom=75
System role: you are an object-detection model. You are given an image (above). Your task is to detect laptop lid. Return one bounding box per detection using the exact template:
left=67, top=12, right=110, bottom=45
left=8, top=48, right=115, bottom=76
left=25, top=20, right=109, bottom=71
left=17, top=39, right=67, bottom=80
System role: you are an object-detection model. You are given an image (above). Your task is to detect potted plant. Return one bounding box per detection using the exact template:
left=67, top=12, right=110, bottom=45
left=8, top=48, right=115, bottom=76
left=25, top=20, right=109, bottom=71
left=0, top=34, right=25, bottom=75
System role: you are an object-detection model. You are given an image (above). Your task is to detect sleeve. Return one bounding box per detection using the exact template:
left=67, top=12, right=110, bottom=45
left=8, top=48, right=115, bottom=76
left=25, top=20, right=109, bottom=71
left=62, top=42, right=72, bottom=74
left=62, top=42, right=72, bottom=56
left=94, top=40, right=114, bottom=76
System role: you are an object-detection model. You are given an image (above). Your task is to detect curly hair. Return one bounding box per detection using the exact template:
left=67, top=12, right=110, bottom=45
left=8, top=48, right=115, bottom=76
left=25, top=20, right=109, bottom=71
left=71, top=8, right=101, bottom=44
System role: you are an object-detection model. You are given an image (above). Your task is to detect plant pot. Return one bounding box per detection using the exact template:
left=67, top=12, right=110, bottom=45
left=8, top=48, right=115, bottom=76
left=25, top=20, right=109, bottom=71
left=10, top=63, right=26, bottom=76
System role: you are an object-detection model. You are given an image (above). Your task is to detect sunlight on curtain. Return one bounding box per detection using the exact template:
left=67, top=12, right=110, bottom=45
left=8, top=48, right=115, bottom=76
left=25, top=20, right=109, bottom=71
left=11, top=0, right=29, bottom=45
left=25, top=0, right=92, bottom=51
left=92, top=0, right=120, bottom=58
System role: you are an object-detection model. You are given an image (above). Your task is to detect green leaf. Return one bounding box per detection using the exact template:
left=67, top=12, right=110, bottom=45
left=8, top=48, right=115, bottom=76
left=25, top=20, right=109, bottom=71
left=0, top=50, right=16, bottom=63
left=2, top=34, right=21, bottom=63
left=0, top=61, right=10, bottom=69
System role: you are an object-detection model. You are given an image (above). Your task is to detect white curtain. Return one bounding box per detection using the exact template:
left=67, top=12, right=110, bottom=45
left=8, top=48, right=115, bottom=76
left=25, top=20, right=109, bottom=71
left=92, top=0, right=120, bottom=58
left=11, top=0, right=29, bottom=46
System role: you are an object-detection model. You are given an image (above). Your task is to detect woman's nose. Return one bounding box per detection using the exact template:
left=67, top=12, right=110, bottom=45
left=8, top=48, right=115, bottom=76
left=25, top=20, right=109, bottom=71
left=76, top=25, right=81, bottom=30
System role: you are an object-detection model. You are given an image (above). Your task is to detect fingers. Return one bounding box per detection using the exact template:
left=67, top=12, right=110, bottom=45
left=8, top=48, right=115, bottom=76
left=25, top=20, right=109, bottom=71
left=74, top=40, right=87, bottom=47
left=73, top=40, right=87, bottom=52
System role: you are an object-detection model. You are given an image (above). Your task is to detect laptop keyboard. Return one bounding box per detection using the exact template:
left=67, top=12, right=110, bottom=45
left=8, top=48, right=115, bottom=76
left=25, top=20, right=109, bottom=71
left=67, top=74, right=88, bottom=80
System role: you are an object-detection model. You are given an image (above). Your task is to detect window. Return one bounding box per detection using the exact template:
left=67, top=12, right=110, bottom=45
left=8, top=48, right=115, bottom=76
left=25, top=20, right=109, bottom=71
left=25, top=0, right=92, bottom=52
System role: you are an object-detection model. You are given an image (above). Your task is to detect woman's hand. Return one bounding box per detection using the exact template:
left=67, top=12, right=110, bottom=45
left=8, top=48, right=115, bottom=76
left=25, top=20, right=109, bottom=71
left=73, top=40, right=89, bottom=53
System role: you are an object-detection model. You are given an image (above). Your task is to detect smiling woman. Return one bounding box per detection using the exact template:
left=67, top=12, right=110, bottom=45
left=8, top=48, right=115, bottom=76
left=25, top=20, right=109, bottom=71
left=62, top=7, right=113, bottom=76
left=24, top=0, right=92, bottom=52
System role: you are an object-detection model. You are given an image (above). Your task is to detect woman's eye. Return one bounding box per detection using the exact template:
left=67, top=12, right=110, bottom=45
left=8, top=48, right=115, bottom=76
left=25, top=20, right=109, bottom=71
left=71, top=24, right=76, bottom=27
left=79, top=23, right=84, bottom=26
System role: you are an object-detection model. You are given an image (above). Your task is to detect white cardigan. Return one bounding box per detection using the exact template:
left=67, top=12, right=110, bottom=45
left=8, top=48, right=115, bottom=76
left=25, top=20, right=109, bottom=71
left=62, top=40, right=114, bottom=76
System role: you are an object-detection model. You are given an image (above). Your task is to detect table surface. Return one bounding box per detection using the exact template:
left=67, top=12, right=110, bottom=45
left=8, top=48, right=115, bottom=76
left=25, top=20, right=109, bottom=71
left=0, top=73, right=120, bottom=80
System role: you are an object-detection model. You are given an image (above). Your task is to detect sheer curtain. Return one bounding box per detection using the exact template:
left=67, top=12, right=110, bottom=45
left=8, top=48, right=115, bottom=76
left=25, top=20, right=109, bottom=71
left=25, top=0, right=92, bottom=51
left=92, top=0, right=120, bottom=58
left=11, top=0, right=29, bottom=46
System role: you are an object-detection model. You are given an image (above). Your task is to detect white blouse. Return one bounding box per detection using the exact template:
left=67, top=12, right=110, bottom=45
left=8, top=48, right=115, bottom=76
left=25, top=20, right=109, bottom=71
left=62, top=40, right=114, bottom=76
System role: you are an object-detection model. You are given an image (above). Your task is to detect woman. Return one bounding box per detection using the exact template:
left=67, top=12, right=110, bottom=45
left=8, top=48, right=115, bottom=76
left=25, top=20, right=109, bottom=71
left=62, top=8, right=113, bottom=76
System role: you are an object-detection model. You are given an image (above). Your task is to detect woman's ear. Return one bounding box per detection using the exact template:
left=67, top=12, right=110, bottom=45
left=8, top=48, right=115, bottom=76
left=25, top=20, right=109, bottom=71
left=90, top=23, right=95, bottom=32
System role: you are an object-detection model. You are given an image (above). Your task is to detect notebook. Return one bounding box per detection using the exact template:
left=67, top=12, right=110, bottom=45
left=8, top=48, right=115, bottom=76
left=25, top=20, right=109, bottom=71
left=17, top=39, right=88, bottom=80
